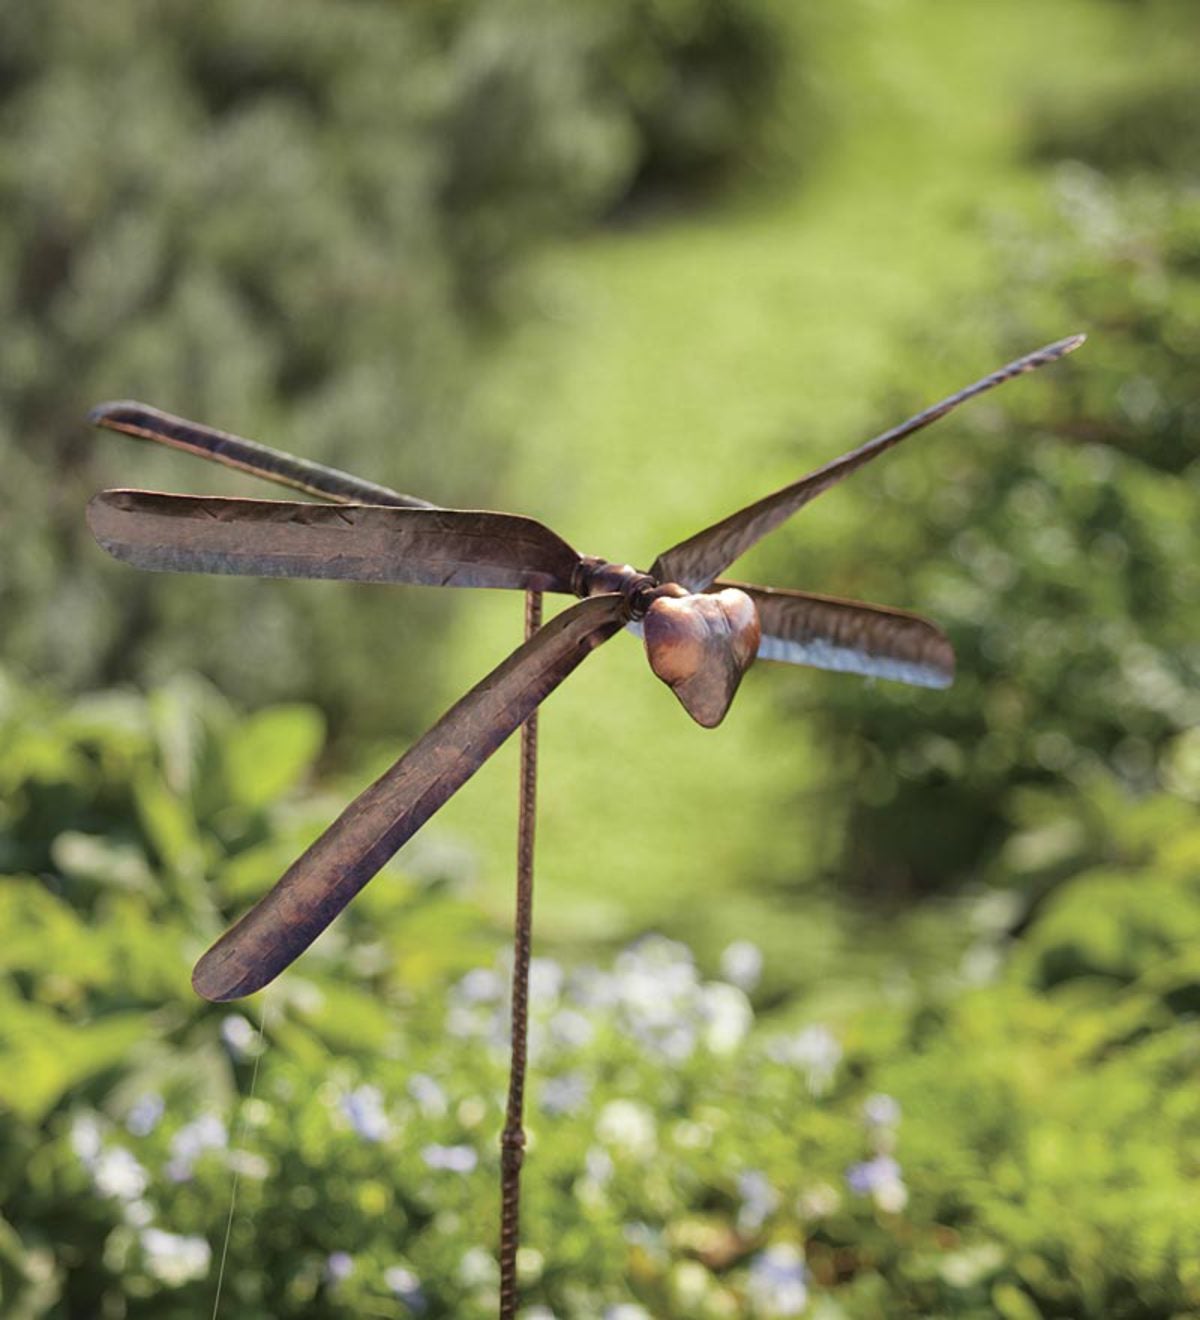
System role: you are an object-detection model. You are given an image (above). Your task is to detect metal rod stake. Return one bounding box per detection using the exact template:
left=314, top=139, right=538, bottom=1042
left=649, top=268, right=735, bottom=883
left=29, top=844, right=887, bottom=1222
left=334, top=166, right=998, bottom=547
left=499, top=588, right=542, bottom=1319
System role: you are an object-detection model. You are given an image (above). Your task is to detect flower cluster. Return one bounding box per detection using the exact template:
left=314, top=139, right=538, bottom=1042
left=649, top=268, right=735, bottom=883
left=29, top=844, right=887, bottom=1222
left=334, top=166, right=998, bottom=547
left=59, top=936, right=893, bottom=1316
left=845, top=1093, right=908, bottom=1213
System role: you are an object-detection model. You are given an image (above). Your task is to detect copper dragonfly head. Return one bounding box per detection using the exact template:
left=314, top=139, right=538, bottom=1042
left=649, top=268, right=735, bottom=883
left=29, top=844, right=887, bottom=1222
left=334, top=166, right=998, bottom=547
left=85, top=335, right=1083, bottom=1000
left=564, top=556, right=761, bottom=727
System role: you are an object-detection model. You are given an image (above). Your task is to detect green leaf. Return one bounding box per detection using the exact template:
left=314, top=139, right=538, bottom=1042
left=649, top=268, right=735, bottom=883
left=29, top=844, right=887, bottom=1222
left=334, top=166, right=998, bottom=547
left=222, top=704, right=325, bottom=811
left=0, top=993, right=148, bottom=1122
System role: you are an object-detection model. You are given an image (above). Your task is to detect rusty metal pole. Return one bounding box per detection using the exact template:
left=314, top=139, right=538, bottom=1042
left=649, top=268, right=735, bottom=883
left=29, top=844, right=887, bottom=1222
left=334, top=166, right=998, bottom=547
left=498, top=588, right=543, bottom=1319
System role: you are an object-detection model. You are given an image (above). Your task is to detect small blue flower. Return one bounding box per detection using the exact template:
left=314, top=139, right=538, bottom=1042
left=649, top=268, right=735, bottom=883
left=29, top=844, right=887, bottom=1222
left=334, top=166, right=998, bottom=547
left=325, top=1251, right=354, bottom=1283
left=845, top=1154, right=908, bottom=1211
left=748, top=1243, right=808, bottom=1315
left=540, top=1072, right=590, bottom=1116
left=737, top=1169, right=779, bottom=1232
left=341, top=1085, right=391, bottom=1143
left=862, top=1093, right=901, bottom=1128
left=165, top=1113, right=227, bottom=1183
left=407, top=1074, right=447, bottom=1117
left=422, top=1143, right=478, bottom=1173
left=126, top=1093, right=165, bottom=1138
left=846, top=1154, right=900, bottom=1195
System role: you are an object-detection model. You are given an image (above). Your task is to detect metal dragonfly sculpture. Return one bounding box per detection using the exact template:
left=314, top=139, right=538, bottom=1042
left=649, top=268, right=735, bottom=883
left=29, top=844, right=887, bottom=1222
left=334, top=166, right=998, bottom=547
left=87, top=332, right=1080, bottom=1314
left=88, top=333, right=1082, bottom=1000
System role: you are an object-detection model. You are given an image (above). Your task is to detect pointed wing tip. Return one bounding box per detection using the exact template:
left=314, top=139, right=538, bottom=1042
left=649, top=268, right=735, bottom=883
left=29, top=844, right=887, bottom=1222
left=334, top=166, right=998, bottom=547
left=926, top=666, right=955, bottom=691
left=85, top=489, right=126, bottom=549
left=85, top=487, right=144, bottom=541
left=914, top=635, right=955, bottom=690
left=89, top=400, right=147, bottom=429
left=1049, top=332, right=1087, bottom=358
left=192, top=951, right=262, bottom=1003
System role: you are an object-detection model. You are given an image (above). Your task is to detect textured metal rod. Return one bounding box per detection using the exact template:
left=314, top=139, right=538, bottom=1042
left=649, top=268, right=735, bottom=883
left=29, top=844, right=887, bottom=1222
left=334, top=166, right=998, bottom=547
left=498, top=588, right=543, bottom=1320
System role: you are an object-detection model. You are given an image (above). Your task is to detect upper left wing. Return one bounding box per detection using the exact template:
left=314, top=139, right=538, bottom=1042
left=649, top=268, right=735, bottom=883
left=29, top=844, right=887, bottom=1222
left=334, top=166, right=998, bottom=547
left=88, top=490, right=584, bottom=594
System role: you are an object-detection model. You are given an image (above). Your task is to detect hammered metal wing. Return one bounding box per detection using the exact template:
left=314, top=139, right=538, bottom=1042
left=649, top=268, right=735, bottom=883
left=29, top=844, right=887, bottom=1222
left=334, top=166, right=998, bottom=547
left=651, top=335, right=1085, bottom=592
left=91, top=401, right=431, bottom=508
left=192, top=594, right=625, bottom=1001
left=88, top=490, right=583, bottom=594
left=716, top=580, right=954, bottom=689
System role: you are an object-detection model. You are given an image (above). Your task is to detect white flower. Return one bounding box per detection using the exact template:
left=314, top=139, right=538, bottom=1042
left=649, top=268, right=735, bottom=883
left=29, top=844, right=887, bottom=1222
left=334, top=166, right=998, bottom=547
left=456, top=967, right=503, bottom=1004
left=771, top=1025, right=841, bottom=1093
left=459, top=1245, right=498, bottom=1287
left=529, top=957, right=564, bottom=1003
left=141, top=1228, right=211, bottom=1286
left=702, top=982, right=753, bottom=1055
left=720, top=940, right=764, bottom=991
left=596, top=1100, right=657, bottom=1159
left=93, top=1148, right=149, bottom=1201
left=875, top=1177, right=909, bottom=1213
left=584, top=1145, right=614, bottom=1186
left=71, top=1113, right=103, bottom=1167
left=797, top=1183, right=841, bottom=1220
left=123, top=1198, right=154, bottom=1228
left=549, top=1008, right=594, bottom=1049
left=385, top=1264, right=424, bottom=1306
left=325, top=1251, right=354, bottom=1283
left=220, top=1013, right=258, bottom=1057
left=862, top=1093, right=901, bottom=1129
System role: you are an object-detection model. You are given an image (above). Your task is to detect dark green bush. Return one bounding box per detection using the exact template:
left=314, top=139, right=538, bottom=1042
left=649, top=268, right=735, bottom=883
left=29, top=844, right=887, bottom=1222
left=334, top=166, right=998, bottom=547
left=4, top=671, right=1200, bottom=1317
left=773, top=174, right=1200, bottom=897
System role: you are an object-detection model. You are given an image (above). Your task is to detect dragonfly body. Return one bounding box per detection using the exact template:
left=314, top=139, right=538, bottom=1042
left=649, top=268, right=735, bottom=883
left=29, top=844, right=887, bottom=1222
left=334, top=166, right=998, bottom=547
left=86, top=334, right=1083, bottom=1000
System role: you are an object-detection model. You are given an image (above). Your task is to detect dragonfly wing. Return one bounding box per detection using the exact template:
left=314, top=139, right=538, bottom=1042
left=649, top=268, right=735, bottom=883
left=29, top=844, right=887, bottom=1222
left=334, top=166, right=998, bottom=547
left=90, top=401, right=432, bottom=508
left=88, top=490, right=583, bottom=594
left=720, top=580, right=954, bottom=689
left=192, top=594, right=624, bottom=1001
left=651, top=336, right=1085, bottom=592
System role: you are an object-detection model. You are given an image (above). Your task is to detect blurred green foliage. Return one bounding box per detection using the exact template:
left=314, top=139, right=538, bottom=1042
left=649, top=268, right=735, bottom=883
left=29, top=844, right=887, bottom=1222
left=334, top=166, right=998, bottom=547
left=3, top=673, right=1199, bottom=1316
left=782, top=162, right=1200, bottom=901
left=0, top=0, right=788, bottom=734
left=2, top=0, right=1200, bottom=1315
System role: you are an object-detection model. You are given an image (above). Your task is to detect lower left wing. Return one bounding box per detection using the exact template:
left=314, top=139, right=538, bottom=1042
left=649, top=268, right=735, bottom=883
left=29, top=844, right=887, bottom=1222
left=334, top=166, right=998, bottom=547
left=192, top=594, right=625, bottom=1001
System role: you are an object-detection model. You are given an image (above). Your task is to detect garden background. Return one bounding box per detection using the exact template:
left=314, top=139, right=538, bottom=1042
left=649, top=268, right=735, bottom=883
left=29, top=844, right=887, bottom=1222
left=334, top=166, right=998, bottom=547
left=1, top=1, right=1198, bottom=1316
